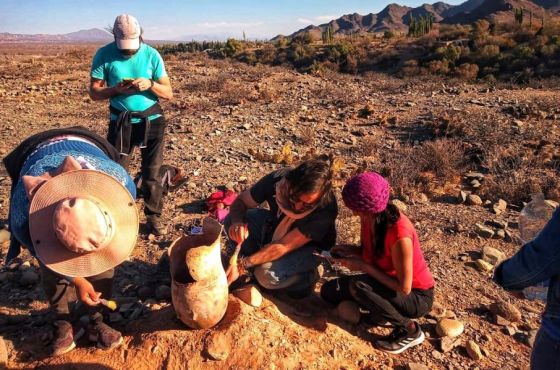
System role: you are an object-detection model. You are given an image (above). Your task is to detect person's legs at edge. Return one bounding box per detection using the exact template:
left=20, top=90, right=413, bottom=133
left=348, top=275, right=432, bottom=354
left=40, top=264, right=76, bottom=356
left=531, top=328, right=560, bottom=370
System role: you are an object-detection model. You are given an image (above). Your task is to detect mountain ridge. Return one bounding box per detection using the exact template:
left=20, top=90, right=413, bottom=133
left=276, top=0, right=558, bottom=40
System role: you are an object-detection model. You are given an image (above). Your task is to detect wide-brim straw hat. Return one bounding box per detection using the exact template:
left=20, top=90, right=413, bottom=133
left=29, top=170, right=138, bottom=277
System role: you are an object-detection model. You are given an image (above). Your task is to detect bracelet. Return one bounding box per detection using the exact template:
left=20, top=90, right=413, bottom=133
left=149, top=79, right=154, bottom=88
left=239, top=256, right=254, bottom=271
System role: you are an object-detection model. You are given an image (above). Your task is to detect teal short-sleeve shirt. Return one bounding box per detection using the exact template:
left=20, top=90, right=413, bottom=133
left=91, top=42, right=167, bottom=122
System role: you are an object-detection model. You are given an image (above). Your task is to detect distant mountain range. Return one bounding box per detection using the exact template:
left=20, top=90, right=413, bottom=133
left=1, top=0, right=559, bottom=44
left=277, top=0, right=560, bottom=40
left=0, top=28, right=112, bottom=43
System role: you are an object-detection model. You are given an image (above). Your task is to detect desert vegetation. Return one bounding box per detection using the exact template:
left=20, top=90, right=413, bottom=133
left=158, top=12, right=560, bottom=82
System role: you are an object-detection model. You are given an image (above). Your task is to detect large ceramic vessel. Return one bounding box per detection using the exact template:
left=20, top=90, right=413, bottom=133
left=169, top=217, right=228, bottom=329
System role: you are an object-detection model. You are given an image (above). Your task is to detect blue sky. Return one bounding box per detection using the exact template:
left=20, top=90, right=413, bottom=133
left=0, top=0, right=465, bottom=40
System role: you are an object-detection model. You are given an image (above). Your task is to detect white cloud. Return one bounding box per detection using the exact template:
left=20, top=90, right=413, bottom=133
left=297, top=15, right=335, bottom=25
left=196, top=21, right=264, bottom=30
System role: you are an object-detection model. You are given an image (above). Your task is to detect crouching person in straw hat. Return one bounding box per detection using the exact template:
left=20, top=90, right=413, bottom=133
left=3, top=127, right=139, bottom=356
left=225, top=155, right=338, bottom=299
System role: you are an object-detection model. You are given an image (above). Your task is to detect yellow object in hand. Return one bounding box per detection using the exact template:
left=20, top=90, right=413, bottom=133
left=100, top=299, right=118, bottom=311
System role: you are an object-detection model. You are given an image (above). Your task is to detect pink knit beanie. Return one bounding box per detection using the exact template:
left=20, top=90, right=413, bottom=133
left=342, top=172, right=390, bottom=214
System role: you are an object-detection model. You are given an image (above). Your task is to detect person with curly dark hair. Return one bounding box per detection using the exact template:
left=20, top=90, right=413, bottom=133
left=225, top=155, right=338, bottom=298
left=320, top=172, right=435, bottom=354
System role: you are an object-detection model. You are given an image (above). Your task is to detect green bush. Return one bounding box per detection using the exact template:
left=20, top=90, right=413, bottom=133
left=225, top=38, right=244, bottom=57
left=384, top=30, right=396, bottom=39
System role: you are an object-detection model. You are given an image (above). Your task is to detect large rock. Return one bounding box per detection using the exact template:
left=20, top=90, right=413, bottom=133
left=436, top=319, right=464, bottom=338
left=440, top=337, right=460, bottom=353
left=457, top=190, right=468, bottom=204
left=406, top=363, right=429, bottom=370
left=428, top=302, right=447, bottom=319
left=205, top=332, right=230, bottom=361
left=482, top=246, right=506, bottom=265
left=336, top=300, right=361, bottom=324
left=493, top=199, right=507, bottom=215
left=467, top=194, right=483, bottom=206
left=475, top=259, right=494, bottom=272
left=233, top=284, right=263, bottom=307
left=489, top=301, right=522, bottom=323
left=475, top=224, right=495, bottom=238
left=466, top=340, right=483, bottom=361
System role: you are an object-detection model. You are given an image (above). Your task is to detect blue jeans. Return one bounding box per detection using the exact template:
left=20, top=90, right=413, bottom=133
left=532, top=328, right=560, bottom=370
left=225, top=209, right=320, bottom=294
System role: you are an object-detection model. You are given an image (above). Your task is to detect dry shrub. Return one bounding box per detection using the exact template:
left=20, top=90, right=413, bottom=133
left=425, top=114, right=467, bottom=138
left=417, top=139, right=465, bottom=180
left=298, top=125, right=315, bottom=146
left=187, top=73, right=228, bottom=93
left=454, top=63, right=479, bottom=80
left=378, top=139, right=465, bottom=197
left=310, top=81, right=359, bottom=108
left=217, top=81, right=254, bottom=106
left=479, top=146, right=559, bottom=204
left=358, top=136, right=378, bottom=157
left=256, top=85, right=277, bottom=103
left=379, top=145, right=422, bottom=197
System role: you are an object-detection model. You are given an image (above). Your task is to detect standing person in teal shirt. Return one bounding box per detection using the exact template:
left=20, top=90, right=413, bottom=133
left=89, top=14, right=173, bottom=236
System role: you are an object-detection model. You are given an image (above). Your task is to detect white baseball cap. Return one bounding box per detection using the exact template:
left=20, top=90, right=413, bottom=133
left=113, top=14, right=141, bottom=50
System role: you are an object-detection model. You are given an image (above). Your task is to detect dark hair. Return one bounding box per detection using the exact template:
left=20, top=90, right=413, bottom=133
left=284, top=154, right=335, bottom=207
left=373, top=203, right=401, bottom=256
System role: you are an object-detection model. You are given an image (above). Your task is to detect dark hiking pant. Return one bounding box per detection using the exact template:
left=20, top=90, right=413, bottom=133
left=224, top=209, right=321, bottom=296
left=320, top=274, right=433, bottom=328
left=107, top=115, right=165, bottom=216
left=40, top=263, right=114, bottom=320
left=531, top=328, right=560, bottom=370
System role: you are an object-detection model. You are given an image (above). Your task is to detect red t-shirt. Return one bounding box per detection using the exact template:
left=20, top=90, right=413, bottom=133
left=361, top=213, right=435, bottom=290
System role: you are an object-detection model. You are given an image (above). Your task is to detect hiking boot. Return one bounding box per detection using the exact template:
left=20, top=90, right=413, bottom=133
left=373, top=322, right=425, bottom=354
left=146, top=215, right=168, bottom=236
left=51, top=320, right=76, bottom=357
left=87, top=313, right=123, bottom=350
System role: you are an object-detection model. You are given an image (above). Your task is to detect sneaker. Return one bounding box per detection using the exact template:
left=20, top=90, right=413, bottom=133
left=51, top=320, right=76, bottom=357
left=146, top=215, right=168, bottom=236
left=373, top=322, right=425, bottom=354
left=87, top=313, right=123, bottom=350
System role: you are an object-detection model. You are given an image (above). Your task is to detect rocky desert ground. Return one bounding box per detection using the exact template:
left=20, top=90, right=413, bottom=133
left=0, top=43, right=558, bottom=369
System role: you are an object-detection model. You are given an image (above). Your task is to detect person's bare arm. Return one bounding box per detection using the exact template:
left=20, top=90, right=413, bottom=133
left=88, top=78, right=135, bottom=101
left=149, top=76, right=173, bottom=100
left=336, top=238, right=414, bottom=295
left=243, top=228, right=311, bottom=266
left=228, top=189, right=259, bottom=242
